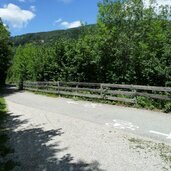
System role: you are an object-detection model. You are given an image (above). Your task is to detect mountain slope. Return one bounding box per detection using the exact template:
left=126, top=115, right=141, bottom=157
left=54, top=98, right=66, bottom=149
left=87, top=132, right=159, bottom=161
left=12, top=24, right=96, bottom=46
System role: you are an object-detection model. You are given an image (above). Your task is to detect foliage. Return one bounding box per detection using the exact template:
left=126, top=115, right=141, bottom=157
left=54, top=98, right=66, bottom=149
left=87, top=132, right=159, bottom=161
left=97, top=0, right=171, bottom=85
left=0, top=19, right=13, bottom=86
left=164, top=102, right=171, bottom=113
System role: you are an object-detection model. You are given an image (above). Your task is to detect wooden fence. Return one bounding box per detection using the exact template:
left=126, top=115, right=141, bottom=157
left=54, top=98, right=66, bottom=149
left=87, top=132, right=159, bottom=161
left=23, top=81, right=171, bottom=104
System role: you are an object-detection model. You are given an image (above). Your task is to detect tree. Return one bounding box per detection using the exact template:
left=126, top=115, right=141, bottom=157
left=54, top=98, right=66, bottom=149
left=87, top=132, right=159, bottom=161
left=97, top=0, right=171, bottom=86
left=0, top=19, right=13, bottom=85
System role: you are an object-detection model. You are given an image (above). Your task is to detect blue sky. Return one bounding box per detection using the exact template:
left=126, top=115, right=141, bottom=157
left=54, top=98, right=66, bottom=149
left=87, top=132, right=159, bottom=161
left=0, top=0, right=100, bottom=36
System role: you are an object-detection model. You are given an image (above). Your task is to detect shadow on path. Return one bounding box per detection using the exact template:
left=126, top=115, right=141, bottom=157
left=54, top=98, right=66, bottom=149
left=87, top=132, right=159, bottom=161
left=1, top=86, right=22, bottom=98
left=3, top=86, right=104, bottom=171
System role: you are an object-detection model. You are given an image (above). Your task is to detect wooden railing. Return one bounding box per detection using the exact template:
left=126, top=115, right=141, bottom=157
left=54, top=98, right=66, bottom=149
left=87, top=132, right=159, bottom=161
left=23, top=81, right=171, bottom=104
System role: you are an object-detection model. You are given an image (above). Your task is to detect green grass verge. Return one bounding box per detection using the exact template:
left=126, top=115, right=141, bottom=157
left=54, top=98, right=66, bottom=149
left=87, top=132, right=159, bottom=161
left=135, top=96, right=171, bottom=113
left=0, top=96, right=16, bottom=171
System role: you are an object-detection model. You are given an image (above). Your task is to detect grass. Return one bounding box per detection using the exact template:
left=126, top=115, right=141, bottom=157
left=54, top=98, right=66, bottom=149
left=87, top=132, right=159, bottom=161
left=0, top=96, right=16, bottom=171
left=135, top=96, right=171, bottom=113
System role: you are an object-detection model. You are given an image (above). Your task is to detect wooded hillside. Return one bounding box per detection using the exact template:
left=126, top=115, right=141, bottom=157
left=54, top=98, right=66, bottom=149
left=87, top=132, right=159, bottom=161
left=11, top=25, right=95, bottom=46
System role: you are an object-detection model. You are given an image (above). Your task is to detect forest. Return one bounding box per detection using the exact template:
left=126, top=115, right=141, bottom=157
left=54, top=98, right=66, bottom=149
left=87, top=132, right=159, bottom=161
left=1, top=0, right=171, bottom=87
left=12, top=25, right=96, bottom=47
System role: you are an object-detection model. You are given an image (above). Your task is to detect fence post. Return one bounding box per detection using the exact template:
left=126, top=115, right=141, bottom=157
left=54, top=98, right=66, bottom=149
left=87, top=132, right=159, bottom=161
left=44, top=82, right=46, bottom=90
left=18, top=80, right=23, bottom=90
left=57, top=81, right=60, bottom=94
left=100, top=84, right=103, bottom=99
left=133, top=89, right=137, bottom=104
left=36, top=82, right=38, bottom=91
left=76, top=83, right=79, bottom=95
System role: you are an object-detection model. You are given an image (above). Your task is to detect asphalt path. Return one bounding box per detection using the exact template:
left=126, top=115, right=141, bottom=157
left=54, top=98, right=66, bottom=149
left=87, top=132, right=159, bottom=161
left=4, top=89, right=171, bottom=144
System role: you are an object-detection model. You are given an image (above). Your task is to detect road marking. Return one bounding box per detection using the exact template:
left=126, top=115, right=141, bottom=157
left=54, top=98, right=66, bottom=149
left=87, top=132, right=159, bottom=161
left=149, top=130, right=171, bottom=139
left=83, top=103, right=101, bottom=108
left=105, top=119, right=139, bottom=131
left=67, top=101, right=78, bottom=105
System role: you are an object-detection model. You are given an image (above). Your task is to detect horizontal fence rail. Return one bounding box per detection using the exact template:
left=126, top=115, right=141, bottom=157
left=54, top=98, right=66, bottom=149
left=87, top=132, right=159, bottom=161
left=23, top=81, right=171, bottom=104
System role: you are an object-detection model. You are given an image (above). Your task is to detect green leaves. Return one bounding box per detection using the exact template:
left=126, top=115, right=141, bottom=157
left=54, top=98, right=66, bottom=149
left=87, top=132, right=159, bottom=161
left=97, top=0, right=171, bottom=86
left=0, top=19, right=13, bottom=85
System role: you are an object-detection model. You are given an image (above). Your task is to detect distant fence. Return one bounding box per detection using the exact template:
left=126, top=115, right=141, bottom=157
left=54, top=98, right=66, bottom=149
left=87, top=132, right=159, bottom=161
left=23, top=82, right=171, bottom=104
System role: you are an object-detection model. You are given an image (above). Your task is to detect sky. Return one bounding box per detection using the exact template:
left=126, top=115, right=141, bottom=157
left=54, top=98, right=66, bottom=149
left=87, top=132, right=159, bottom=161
left=0, top=0, right=171, bottom=36
left=0, top=0, right=100, bottom=36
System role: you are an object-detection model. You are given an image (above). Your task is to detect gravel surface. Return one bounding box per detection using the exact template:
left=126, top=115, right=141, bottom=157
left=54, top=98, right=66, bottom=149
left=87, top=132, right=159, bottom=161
left=4, top=91, right=171, bottom=171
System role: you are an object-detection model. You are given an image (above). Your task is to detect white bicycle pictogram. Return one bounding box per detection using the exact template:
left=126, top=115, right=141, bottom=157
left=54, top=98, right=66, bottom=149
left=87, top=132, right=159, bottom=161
left=106, top=119, right=139, bottom=131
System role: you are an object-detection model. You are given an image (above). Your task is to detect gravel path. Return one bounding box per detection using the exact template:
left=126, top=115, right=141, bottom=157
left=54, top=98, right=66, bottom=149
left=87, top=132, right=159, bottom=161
left=4, top=90, right=171, bottom=171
